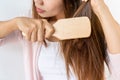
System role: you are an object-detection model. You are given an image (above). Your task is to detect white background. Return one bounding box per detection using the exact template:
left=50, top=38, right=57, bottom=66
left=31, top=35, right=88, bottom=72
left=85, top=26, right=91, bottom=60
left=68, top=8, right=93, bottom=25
left=0, top=0, right=32, bottom=80
left=0, top=0, right=120, bottom=80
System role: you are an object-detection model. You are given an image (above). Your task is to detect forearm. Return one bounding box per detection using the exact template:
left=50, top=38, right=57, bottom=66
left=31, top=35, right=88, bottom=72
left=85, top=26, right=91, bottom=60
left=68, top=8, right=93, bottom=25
left=96, top=4, right=120, bottom=53
left=0, top=18, right=18, bottom=38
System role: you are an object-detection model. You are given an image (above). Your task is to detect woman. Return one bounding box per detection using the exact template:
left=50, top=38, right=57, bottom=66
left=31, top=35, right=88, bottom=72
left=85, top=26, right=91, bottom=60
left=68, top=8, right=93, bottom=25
left=0, top=0, right=120, bottom=80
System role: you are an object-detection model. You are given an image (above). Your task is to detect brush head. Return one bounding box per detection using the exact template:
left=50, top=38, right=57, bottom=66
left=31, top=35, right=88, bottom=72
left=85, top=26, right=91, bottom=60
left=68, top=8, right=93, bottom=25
left=52, top=17, right=91, bottom=40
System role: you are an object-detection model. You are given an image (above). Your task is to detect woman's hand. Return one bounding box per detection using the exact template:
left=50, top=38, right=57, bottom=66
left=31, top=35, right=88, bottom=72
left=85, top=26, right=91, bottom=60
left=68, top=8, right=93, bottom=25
left=82, top=0, right=106, bottom=16
left=16, top=17, right=54, bottom=43
left=90, top=0, right=107, bottom=15
left=83, top=0, right=120, bottom=53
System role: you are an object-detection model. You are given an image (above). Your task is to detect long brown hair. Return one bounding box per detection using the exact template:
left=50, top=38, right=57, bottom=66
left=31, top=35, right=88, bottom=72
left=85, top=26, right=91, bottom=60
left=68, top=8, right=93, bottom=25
left=32, top=0, right=109, bottom=80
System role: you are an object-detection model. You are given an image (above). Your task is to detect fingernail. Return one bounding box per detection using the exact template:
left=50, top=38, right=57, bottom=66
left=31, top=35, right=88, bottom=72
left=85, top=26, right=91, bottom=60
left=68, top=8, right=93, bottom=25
left=22, top=32, right=26, bottom=36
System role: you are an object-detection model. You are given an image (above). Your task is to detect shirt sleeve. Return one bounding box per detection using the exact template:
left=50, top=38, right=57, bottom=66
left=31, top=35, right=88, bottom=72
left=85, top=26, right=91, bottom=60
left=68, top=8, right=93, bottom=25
left=0, top=30, right=22, bottom=46
left=0, top=37, right=6, bottom=46
left=108, top=52, right=120, bottom=80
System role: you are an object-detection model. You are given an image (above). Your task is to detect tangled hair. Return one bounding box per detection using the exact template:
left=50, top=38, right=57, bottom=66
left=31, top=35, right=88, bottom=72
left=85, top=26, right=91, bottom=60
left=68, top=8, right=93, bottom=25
left=32, top=0, right=109, bottom=80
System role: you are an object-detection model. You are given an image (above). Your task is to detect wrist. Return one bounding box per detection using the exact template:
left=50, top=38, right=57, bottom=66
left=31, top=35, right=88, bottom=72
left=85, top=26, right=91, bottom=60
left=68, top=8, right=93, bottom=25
left=95, top=3, right=108, bottom=17
left=11, top=17, right=19, bottom=31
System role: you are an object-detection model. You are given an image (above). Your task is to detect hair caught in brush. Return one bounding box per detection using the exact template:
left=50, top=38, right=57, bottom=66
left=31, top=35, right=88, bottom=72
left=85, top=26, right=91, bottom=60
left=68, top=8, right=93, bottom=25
left=60, top=0, right=109, bottom=80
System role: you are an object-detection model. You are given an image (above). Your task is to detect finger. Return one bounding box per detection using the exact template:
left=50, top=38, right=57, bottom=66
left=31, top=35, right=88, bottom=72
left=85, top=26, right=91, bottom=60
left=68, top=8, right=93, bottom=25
left=26, top=28, right=34, bottom=41
left=37, top=20, right=47, bottom=46
left=30, top=28, right=37, bottom=42
left=37, top=20, right=44, bottom=43
left=43, top=20, right=55, bottom=39
left=38, top=28, right=44, bottom=43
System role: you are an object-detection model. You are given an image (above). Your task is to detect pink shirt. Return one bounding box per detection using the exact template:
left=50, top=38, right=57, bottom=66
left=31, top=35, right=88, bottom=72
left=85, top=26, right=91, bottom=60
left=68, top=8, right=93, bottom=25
left=0, top=31, right=120, bottom=80
left=0, top=31, right=42, bottom=80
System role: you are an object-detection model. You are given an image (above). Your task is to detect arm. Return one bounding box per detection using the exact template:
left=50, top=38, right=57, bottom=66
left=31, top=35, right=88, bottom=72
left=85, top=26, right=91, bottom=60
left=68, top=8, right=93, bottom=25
left=0, top=18, right=20, bottom=46
left=0, top=18, right=18, bottom=38
left=91, top=0, right=120, bottom=54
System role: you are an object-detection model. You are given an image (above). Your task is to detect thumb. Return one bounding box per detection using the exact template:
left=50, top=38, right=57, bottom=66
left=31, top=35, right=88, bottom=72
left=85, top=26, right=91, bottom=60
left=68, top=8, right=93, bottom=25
left=43, top=19, right=55, bottom=39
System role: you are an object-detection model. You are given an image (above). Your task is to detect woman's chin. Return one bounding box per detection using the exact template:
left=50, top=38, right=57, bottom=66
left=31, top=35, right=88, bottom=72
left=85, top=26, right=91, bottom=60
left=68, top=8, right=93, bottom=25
left=38, top=13, right=50, bottom=18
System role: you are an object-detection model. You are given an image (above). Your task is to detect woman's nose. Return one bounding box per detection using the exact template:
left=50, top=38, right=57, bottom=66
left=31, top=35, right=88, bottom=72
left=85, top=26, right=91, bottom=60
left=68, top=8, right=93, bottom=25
left=34, top=0, right=44, bottom=5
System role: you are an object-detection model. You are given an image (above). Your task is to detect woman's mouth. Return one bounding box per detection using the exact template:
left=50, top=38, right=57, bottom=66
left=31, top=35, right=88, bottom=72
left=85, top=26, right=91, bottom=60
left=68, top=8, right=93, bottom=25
left=36, top=8, right=46, bottom=13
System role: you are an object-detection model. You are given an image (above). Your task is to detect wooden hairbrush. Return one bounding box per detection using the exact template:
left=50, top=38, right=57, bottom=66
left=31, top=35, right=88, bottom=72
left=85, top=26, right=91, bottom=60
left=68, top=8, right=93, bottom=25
left=22, top=17, right=91, bottom=40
